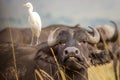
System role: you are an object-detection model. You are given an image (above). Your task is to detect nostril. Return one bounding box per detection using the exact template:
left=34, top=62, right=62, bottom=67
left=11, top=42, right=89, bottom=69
left=64, top=50, right=68, bottom=55
left=75, top=50, right=79, bottom=54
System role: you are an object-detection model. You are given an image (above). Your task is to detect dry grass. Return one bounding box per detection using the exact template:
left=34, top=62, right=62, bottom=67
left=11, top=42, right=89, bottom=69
left=88, top=61, right=117, bottom=80
left=35, top=69, right=44, bottom=80
left=9, top=27, right=19, bottom=80
left=50, top=48, right=66, bottom=80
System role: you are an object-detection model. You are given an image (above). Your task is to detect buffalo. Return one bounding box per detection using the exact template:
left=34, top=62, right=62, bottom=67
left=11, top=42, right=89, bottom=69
left=0, top=24, right=110, bottom=80
left=93, top=21, right=120, bottom=80
left=0, top=24, right=70, bottom=45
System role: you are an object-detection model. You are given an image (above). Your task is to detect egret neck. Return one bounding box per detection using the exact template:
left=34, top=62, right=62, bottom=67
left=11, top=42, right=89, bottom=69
left=28, top=6, right=33, bottom=15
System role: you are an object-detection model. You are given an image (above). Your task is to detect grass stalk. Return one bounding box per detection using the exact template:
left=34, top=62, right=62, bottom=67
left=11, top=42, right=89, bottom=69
left=50, top=48, right=66, bottom=80
left=9, top=27, right=19, bottom=80
left=35, top=69, right=44, bottom=80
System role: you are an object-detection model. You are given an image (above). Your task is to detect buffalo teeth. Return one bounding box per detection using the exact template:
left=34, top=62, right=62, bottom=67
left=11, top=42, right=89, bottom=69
left=69, top=57, right=75, bottom=59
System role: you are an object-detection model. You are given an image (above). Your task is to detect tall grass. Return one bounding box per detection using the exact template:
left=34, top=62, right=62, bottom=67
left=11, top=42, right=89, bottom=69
left=35, top=69, right=44, bottom=80
left=50, top=48, right=66, bottom=80
left=9, top=27, right=19, bottom=80
left=40, top=69, right=54, bottom=80
left=88, top=61, right=116, bottom=80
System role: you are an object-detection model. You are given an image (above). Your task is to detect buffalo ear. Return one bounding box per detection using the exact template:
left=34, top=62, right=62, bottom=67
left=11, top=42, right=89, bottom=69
left=89, top=50, right=111, bottom=66
left=35, top=42, right=58, bottom=60
left=34, top=44, right=57, bottom=67
left=87, top=44, right=111, bottom=65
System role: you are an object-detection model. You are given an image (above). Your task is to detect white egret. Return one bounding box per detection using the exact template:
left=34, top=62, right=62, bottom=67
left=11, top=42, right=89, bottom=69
left=23, top=2, right=42, bottom=46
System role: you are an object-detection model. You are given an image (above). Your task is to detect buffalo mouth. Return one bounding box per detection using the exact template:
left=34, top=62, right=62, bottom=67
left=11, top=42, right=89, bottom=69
left=63, top=56, right=89, bottom=69
left=63, top=56, right=81, bottom=63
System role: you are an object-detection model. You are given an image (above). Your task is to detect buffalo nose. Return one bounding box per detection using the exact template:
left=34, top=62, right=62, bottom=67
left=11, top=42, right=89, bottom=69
left=63, top=47, right=80, bottom=56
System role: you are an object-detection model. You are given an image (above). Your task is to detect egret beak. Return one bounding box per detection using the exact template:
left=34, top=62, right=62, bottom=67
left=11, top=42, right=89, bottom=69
left=23, top=4, right=27, bottom=7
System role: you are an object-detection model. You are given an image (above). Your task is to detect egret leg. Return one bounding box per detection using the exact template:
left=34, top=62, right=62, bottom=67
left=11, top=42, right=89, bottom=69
left=35, top=31, right=41, bottom=46
left=31, top=33, right=34, bottom=46
left=35, top=37, right=38, bottom=46
left=35, top=36, right=39, bottom=46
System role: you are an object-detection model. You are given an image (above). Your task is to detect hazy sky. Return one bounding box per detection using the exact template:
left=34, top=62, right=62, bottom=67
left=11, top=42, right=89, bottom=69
left=0, top=0, right=120, bottom=29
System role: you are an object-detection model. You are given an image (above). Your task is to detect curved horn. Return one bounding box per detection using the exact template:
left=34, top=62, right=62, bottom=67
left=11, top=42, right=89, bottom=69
left=109, top=20, right=119, bottom=42
left=47, top=27, right=60, bottom=46
left=86, top=26, right=100, bottom=43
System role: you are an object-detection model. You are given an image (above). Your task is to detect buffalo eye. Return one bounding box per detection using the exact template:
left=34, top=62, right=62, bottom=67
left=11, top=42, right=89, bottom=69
left=78, top=40, right=86, bottom=45
left=59, top=41, right=66, bottom=46
left=83, top=41, right=86, bottom=43
left=78, top=41, right=81, bottom=45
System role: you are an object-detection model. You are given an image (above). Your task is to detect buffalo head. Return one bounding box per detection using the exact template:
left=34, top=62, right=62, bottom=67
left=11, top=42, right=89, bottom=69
left=47, top=26, right=101, bottom=70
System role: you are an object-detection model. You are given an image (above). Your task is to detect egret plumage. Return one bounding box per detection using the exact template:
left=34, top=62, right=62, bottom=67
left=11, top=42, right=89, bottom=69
left=23, top=2, right=42, bottom=46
